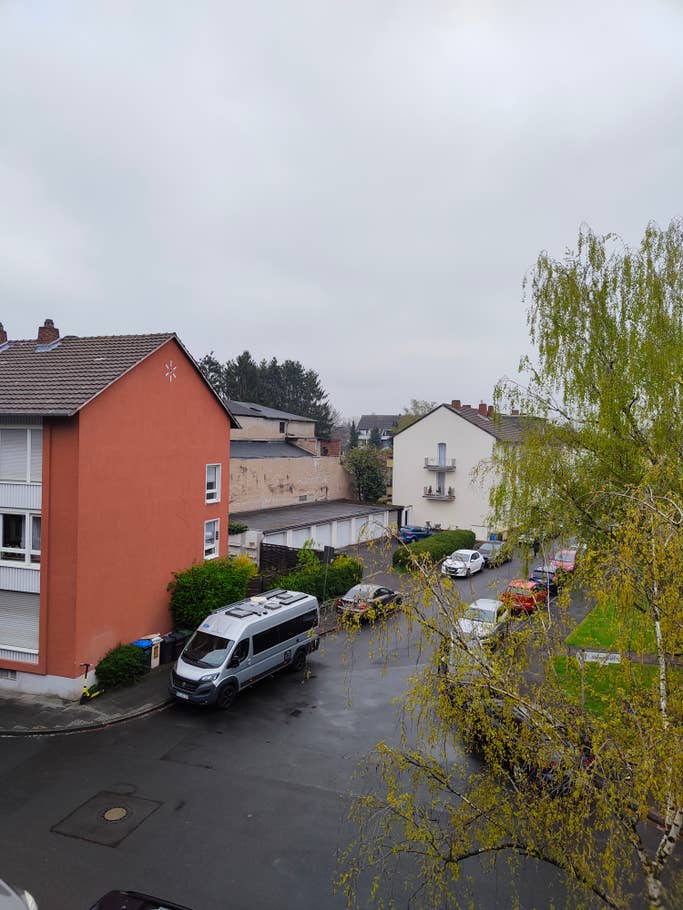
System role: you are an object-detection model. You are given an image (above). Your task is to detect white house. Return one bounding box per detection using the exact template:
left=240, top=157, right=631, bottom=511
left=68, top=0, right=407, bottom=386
left=391, top=400, right=524, bottom=539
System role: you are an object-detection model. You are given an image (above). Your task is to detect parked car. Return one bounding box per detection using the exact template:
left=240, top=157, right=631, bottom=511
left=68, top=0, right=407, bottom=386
left=0, top=881, right=37, bottom=910
left=477, top=539, right=512, bottom=567
left=441, top=549, right=485, bottom=578
left=336, top=584, right=402, bottom=618
left=500, top=578, right=549, bottom=614
left=529, top=565, right=559, bottom=597
left=550, top=547, right=578, bottom=574
left=457, top=598, right=510, bottom=645
left=89, top=892, right=193, bottom=910
left=396, top=525, right=435, bottom=544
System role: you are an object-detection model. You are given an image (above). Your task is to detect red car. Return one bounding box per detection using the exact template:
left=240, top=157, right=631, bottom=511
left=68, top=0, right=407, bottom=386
left=501, top=579, right=549, bottom=614
left=550, top=548, right=578, bottom=574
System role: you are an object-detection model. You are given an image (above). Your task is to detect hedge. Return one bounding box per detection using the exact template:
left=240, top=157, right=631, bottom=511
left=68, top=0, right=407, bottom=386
left=392, top=529, right=476, bottom=570
left=168, top=555, right=257, bottom=630
left=276, top=553, right=363, bottom=601
left=95, top=643, right=146, bottom=689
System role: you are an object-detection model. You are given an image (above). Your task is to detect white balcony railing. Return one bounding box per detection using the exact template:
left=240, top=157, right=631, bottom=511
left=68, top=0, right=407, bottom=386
left=423, top=486, right=455, bottom=501
left=424, top=458, right=456, bottom=471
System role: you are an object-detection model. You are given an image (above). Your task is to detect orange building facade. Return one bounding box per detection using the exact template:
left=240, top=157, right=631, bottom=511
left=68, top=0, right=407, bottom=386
left=0, top=325, right=235, bottom=697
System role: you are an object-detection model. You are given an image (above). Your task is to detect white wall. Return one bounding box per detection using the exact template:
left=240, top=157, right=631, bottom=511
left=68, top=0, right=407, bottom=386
left=392, top=406, right=496, bottom=538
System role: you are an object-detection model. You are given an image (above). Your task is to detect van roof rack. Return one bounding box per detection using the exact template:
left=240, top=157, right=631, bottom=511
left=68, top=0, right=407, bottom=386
left=223, top=605, right=263, bottom=618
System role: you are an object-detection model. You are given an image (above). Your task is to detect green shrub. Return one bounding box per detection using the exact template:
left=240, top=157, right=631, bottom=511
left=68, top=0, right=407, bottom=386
left=95, top=644, right=146, bottom=689
left=392, top=529, right=476, bottom=570
left=277, top=552, right=363, bottom=600
left=168, top=555, right=257, bottom=630
left=228, top=520, right=248, bottom=535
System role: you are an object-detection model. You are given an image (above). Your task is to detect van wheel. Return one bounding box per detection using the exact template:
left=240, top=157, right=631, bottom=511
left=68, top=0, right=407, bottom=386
left=217, top=683, right=237, bottom=709
left=291, top=650, right=307, bottom=673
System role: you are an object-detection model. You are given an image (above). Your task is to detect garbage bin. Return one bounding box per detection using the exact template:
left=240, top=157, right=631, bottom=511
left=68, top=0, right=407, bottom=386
left=173, top=630, right=192, bottom=659
left=142, top=633, right=163, bottom=669
left=132, top=638, right=152, bottom=669
left=160, top=633, right=176, bottom=665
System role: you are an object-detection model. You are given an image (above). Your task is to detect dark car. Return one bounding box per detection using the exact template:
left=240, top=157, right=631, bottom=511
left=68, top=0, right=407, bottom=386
left=477, top=539, right=512, bottom=567
left=336, top=584, right=402, bottom=618
left=89, top=891, right=193, bottom=910
left=529, top=565, right=559, bottom=597
left=396, top=525, right=435, bottom=544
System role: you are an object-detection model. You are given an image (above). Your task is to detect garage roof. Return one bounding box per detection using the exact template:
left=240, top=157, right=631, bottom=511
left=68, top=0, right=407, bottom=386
left=230, top=499, right=399, bottom=533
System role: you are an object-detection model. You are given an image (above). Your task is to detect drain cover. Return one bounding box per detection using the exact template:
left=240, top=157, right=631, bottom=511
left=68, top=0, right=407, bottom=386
left=103, top=807, right=128, bottom=822
left=52, top=791, right=161, bottom=847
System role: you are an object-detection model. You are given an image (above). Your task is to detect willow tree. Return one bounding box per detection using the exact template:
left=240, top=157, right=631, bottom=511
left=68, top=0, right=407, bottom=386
left=338, top=222, right=683, bottom=909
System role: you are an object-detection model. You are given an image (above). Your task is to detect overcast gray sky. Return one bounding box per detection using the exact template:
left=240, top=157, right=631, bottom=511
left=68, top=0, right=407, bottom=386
left=1, top=1, right=682, bottom=418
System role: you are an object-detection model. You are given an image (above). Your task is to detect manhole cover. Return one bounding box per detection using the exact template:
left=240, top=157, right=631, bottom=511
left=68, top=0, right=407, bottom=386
left=103, top=807, right=128, bottom=822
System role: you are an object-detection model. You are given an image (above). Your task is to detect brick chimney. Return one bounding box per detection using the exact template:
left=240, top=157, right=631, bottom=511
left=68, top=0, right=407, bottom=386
left=487, top=405, right=494, bottom=417
left=0, top=323, right=6, bottom=345
left=451, top=399, right=461, bottom=409
left=478, top=401, right=488, bottom=416
left=37, top=318, right=59, bottom=344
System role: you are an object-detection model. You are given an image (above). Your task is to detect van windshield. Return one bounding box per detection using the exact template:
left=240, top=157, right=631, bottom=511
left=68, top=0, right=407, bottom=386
left=182, top=632, right=234, bottom=668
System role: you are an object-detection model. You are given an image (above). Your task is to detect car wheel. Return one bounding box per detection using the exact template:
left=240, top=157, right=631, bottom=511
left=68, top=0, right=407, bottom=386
left=395, top=595, right=403, bottom=606
left=466, top=568, right=471, bottom=577
left=291, top=649, right=307, bottom=673
left=217, top=682, right=238, bottom=710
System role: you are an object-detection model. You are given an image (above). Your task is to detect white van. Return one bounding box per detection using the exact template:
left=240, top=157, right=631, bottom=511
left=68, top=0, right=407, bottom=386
left=169, top=588, right=320, bottom=708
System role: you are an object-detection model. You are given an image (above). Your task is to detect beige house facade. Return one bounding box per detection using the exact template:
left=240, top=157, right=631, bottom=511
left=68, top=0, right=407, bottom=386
left=392, top=400, right=523, bottom=539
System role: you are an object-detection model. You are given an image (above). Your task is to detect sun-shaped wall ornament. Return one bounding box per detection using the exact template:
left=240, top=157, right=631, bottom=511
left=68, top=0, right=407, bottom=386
left=165, top=360, right=177, bottom=383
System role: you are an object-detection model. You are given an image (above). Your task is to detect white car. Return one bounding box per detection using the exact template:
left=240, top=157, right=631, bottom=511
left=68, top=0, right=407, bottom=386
left=441, top=548, right=485, bottom=578
left=457, top=598, right=510, bottom=644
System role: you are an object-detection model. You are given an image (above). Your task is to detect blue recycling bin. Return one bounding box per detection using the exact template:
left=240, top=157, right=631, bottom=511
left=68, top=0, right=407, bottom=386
left=132, top=638, right=152, bottom=669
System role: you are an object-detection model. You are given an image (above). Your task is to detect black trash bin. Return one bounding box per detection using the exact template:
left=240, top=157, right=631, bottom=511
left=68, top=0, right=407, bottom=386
left=160, top=633, right=176, bottom=665
left=173, top=630, right=192, bottom=660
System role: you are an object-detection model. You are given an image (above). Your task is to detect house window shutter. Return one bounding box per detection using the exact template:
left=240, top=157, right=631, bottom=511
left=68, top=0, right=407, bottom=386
left=0, top=590, right=40, bottom=651
left=0, top=429, right=28, bottom=482
left=30, top=429, right=43, bottom=482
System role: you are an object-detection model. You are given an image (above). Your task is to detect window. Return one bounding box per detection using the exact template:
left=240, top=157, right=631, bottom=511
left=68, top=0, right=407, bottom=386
left=253, top=627, right=279, bottom=654
left=279, top=421, right=286, bottom=433
left=204, top=519, right=219, bottom=559
left=205, top=464, right=221, bottom=503
left=0, top=428, right=42, bottom=483
left=0, top=512, right=41, bottom=566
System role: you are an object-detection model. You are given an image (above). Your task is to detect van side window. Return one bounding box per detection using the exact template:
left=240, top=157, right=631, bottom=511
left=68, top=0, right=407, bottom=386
left=253, top=627, right=280, bottom=654
left=234, top=639, right=249, bottom=662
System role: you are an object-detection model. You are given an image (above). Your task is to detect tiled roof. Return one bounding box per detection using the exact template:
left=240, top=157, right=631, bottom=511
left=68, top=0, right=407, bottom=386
left=444, top=404, right=529, bottom=442
left=358, top=414, right=399, bottom=432
left=0, top=332, right=238, bottom=424
left=227, top=399, right=312, bottom=423
left=230, top=440, right=311, bottom=459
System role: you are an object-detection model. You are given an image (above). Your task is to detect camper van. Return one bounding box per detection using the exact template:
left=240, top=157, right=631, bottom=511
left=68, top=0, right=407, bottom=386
left=169, top=589, right=320, bottom=708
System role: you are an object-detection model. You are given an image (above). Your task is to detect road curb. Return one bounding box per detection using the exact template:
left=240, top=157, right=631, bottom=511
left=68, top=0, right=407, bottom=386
left=0, top=696, right=174, bottom=739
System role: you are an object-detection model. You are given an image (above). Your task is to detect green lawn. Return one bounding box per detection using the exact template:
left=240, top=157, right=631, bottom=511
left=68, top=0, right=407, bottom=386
left=565, top=599, right=657, bottom=652
left=552, top=656, right=670, bottom=716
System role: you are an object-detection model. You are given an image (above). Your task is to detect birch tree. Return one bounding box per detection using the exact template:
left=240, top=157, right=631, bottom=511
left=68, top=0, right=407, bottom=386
left=338, top=221, right=683, bottom=909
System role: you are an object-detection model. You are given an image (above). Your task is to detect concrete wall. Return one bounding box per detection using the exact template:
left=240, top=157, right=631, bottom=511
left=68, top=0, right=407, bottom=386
left=392, top=406, right=495, bottom=537
left=231, top=416, right=315, bottom=440
left=230, top=454, right=352, bottom=512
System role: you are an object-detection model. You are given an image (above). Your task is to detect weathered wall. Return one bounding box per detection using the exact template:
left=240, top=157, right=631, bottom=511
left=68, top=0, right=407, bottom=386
left=231, top=416, right=315, bottom=440
left=230, top=455, right=352, bottom=512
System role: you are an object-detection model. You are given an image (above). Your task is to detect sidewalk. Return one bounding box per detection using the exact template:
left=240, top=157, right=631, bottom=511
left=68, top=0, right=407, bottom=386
left=0, top=612, right=341, bottom=737
left=0, top=665, right=173, bottom=737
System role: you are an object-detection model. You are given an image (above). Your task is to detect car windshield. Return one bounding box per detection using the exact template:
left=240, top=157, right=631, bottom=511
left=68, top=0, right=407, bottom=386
left=508, top=586, right=532, bottom=597
left=449, top=550, right=469, bottom=563
left=463, top=605, right=497, bottom=623
left=345, top=585, right=375, bottom=599
left=554, top=550, right=576, bottom=563
left=182, top=631, right=234, bottom=668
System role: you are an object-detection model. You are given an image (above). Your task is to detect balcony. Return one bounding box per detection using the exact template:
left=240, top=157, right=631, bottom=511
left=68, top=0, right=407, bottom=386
left=423, top=486, right=455, bottom=501
left=424, top=458, right=456, bottom=471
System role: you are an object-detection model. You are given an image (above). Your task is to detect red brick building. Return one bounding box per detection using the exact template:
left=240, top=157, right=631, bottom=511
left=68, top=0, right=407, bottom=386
left=0, top=320, right=237, bottom=697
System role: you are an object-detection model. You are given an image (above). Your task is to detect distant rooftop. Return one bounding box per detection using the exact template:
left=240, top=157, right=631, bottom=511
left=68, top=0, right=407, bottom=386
left=358, top=414, right=399, bottom=432
left=231, top=499, right=398, bottom=533
left=230, top=440, right=311, bottom=459
left=227, top=399, right=312, bottom=423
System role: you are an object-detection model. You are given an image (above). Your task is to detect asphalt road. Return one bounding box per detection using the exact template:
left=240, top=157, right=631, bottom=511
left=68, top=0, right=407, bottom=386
left=0, top=551, right=596, bottom=910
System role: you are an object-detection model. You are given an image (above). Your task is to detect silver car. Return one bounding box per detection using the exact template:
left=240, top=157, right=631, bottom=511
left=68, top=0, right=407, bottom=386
left=0, top=880, right=37, bottom=910
left=457, top=598, right=510, bottom=644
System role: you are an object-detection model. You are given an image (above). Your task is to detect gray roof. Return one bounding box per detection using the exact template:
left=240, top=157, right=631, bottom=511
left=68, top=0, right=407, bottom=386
left=358, top=414, right=399, bottom=432
left=230, top=440, right=311, bottom=459
left=231, top=499, right=400, bottom=533
left=226, top=399, right=313, bottom=423
left=0, top=332, right=239, bottom=424
left=392, top=403, right=528, bottom=443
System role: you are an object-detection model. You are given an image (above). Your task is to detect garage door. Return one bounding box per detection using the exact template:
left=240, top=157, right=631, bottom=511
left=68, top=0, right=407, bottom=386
left=335, top=520, right=351, bottom=548
left=291, top=526, right=313, bottom=548
left=0, top=589, right=39, bottom=652
left=313, top=523, right=331, bottom=548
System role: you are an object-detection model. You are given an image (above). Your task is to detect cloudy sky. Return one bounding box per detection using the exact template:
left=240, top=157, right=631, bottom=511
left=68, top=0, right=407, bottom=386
left=1, top=1, right=682, bottom=418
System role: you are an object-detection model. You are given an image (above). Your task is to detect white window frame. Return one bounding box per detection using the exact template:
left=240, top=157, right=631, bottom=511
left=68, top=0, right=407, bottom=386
left=204, top=518, right=220, bottom=560
left=0, top=511, right=41, bottom=567
left=205, top=463, right=221, bottom=504
left=0, top=427, right=42, bottom=485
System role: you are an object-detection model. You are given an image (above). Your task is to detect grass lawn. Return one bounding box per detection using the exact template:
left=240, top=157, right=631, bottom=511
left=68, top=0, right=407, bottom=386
left=552, top=656, right=683, bottom=717
left=565, top=598, right=657, bottom=652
